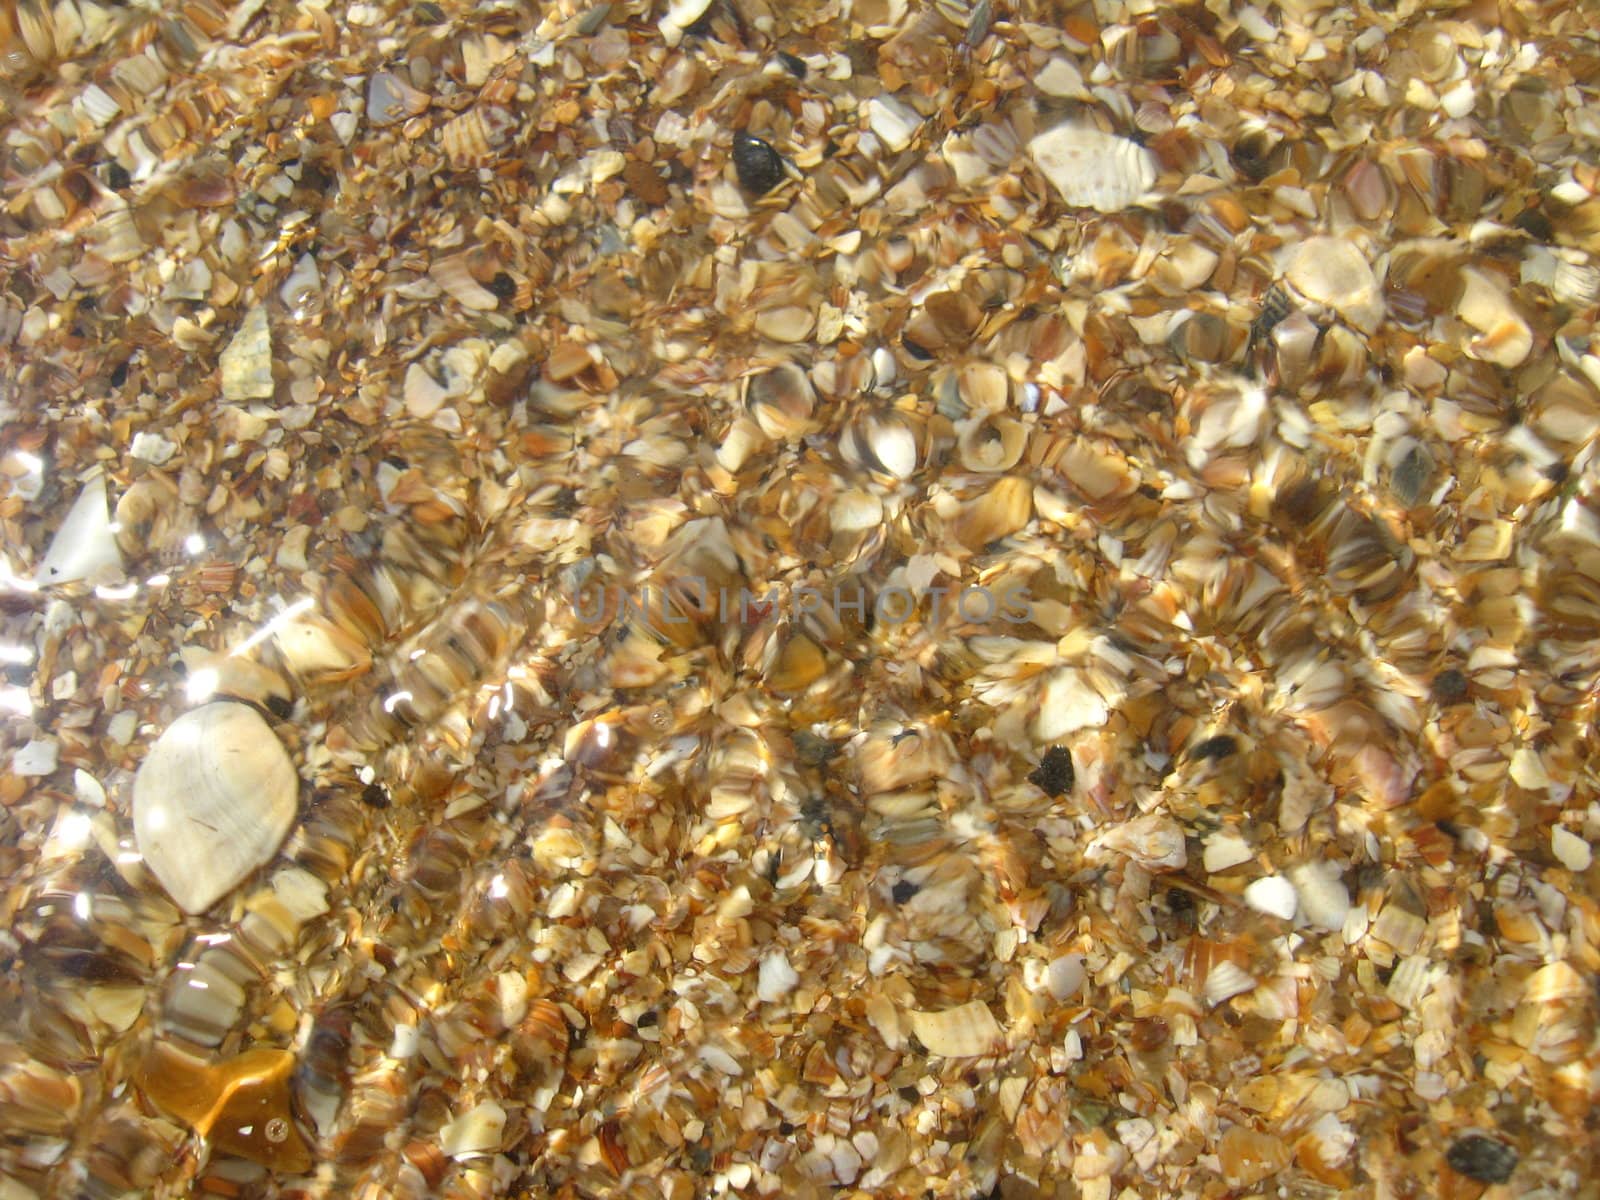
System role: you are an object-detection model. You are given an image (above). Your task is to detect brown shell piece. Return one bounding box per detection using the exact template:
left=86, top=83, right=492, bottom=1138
left=134, top=1044, right=311, bottom=1173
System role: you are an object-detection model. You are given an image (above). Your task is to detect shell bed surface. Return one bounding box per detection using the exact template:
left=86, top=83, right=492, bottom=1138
left=1, top=0, right=1599, bottom=1198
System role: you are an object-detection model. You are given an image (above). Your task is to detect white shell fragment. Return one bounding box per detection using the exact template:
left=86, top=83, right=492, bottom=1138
left=1289, top=862, right=1351, bottom=932
left=35, top=472, right=124, bottom=586
left=1551, top=826, right=1593, bottom=872
left=658, top=0, right=712, bottom=45
left=439, top=1099, right=505, bottom=1159
left=1028, top=124, right=1157, bottom=213
left=1285, top=237, right=1384, bottom=332
left=219, top=305, right=274, bottom=401
left=1045, top=954, right=1086, bottom=1000
left=366, top=70, right=429, bottom=128
left=12, top=737, right=60, bottom=777
left=866, top=95, right=922, bottom=154
left=1457, top=266, right=1532, bottom=368
left=1243, top=875, right=1299, bottom=921
left=128, top=431, right=178, bottom=466
left=907, top=1000, right=1003, bottom=1058
left=132, top=701, right=299, bottom=914
left=757, top=949, right=800, bottom=1003
left=1089, top=813, right=1188, bottom=871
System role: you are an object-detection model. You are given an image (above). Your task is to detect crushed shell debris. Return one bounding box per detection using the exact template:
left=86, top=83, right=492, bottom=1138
left=1, top=0, right=1599, bottom=1197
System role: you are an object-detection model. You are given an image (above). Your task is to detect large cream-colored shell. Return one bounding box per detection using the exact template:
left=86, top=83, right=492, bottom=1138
left=1028, top=124, right=1157, bottom=213
left=132, top=701, right=299, bottom=914
left=906, top=1000, right=1004, bottom=1058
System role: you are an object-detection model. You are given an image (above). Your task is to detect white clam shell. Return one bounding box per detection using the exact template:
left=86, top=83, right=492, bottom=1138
left=133, top=701, right=299, bottom=914
left=906, top=999, right=1003, bottom=1058
left=1028, top=124, right=1157, bottom=213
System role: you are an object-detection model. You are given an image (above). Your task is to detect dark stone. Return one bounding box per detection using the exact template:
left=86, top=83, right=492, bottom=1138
left=1188, top=734, right=1238, bottom=761
left=891, top=879, right=918, bottom=905
left=1446, top=1134, right=1517, bottom=1184
left=106, top=161, right=131, bottom=190
left=109, top=361, right=128, bottom=388
left=731, top=131, right=785, bottom=196
left=777, top=50, right=806, bottom=78
left=489, top=272, right=517, bottom=301
left=1027, top=746, right=1075, bottom=798
left=1513, top=205, right=1553, bottom=241
left=1431, top=668, right=1469, bottom=705
left=361, top=782, right=390, bottom=809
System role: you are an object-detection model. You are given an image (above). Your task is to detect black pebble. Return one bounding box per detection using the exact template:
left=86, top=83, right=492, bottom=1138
left=488, top=272, right=517, bottom=302
left=1431, top=668, right=1469, bottom=705
left=732, top=131, right=785, bottom=196
left=1188, top=734, right=1238, bottom=761
left=777, top=50, right=806, bottom=77
left=109, top=361, right=128, bottom=388
left=1027, top=746, right=1075, bottom=798
left=106, top=162, right=131, bottom=190
left=1514, top=205, right=1553, bottom=241
left=891, top=879, right=918, bottom=905
left=1446, top=1134, right=1518, bottom=1184
left=361, top=782, right=390, bottom=809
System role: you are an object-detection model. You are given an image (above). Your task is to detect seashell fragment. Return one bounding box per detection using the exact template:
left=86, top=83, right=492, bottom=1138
left=1028, top=124, right=1157, bottom=213
left=907, top=999, right=1003, bottom=1058
left=1045, top=954, right=1085, bottom=1000
left=431, top=252, right=500, bottom=312
left=220, top=305, right=274, bottom=401
left=36, top=471, right=123, bottom=585
left=1218, top=1126, right=1290, bottom=1188
left=956, top=415, right=1027, bottom=472
left=659, top=0, right=713, bottom=45
left=367, top=70, right=428, bottom=127
left=439, top=1099, right=505, bottom=1159
left=757, top=950, right=799, bottom=1003
left=1551, top=826, right=1592, bottom=872
left=865, top=95, right=921, bottom=153
left=441, top=105, right=512, bottom=166
left=1456, top=266, right=1532, bottom=368
left=1089, top=813, right=1188, bottom=871
left=745, top=363, right=815, bottom=440
left=948, top=475, right=1032, bottom=549
left=1288, top=862, right=1350, bottom=932
left=278, top=253, right=321, bottom=317
left=844, top=411, right=919, bottom=480
left=1243, top=875, right=1298, bottom=921
left=1284, top=237, right=1383, bottom=332
left=132, top=702, right=299, bottom=914
left=135, top=1042, right=311, bottom=1172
